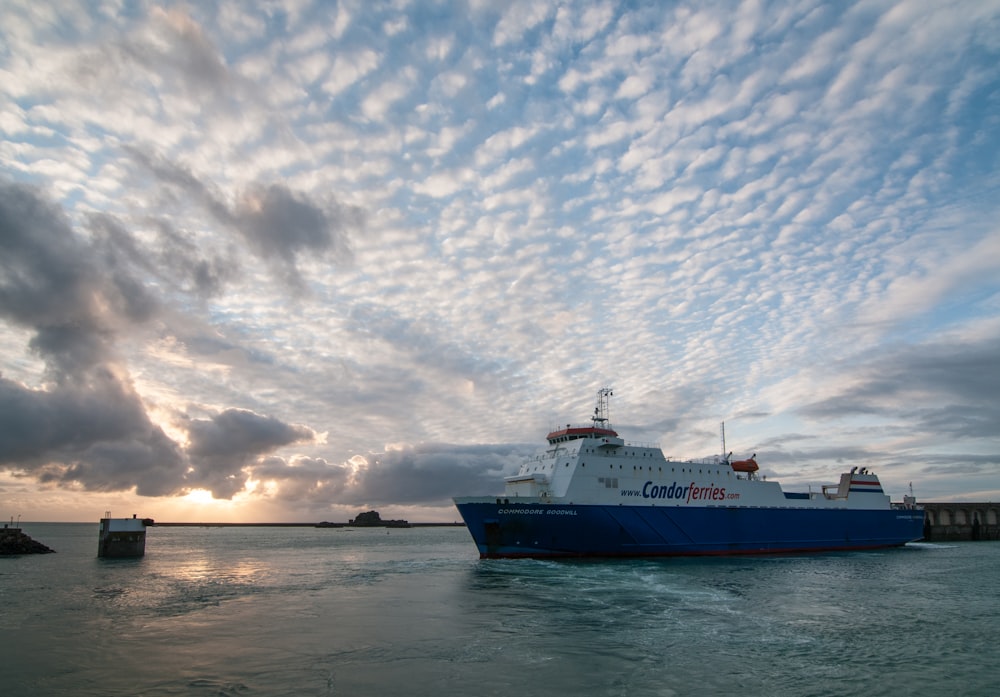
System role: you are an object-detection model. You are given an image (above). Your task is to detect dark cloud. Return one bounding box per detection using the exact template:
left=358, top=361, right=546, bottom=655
left=755, top=432, right=817, bottom=449
left=250, top=456, right=353, bottom=503
left=800, top=334, right=1000, bottom=441
left=906, top=404, right=997, bottom=440
left=0, top=371, right=188, bottom=496
left=0, top=183, right=188, bottom=494
left=349, top=443, right=528, bottom=505
left=148, top=218, right=240, bottom=298
left=184, top=409, right=315, bottom=499
left=127, top=148, right=363, bottom=290
left=0, top=182, right=326, bottom=501
left=754, top=444, right=883, bottom=467
left=51, top=426, right=187, bottom=498
left=86, top=213, right=162, bottom=321
left=234, top=183, right=361, bottom=288
left=628, top=416, right=683, bottom=443
left=125, top=147, right=233, bottom=221
left=0, top=183, right=153, bottom=379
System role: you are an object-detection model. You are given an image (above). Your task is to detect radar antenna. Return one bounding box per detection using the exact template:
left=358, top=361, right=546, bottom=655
left=593, top=387, right=613, bottom=429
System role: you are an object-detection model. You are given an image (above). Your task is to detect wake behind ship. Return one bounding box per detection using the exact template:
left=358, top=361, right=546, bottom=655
left=453, top=389, right=924, bottom=558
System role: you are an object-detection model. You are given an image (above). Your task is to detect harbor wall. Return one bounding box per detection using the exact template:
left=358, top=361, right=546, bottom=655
left=920, top=502, right=999, bottom=541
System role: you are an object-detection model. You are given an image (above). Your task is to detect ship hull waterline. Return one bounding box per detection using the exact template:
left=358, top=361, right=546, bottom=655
left=454, top=498, right=926, bottom=559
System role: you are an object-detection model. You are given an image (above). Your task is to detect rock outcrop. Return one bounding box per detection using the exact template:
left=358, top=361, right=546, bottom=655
left=0, top=528, right=56, bottom=555
left=348, top=511, right=410, bottom=528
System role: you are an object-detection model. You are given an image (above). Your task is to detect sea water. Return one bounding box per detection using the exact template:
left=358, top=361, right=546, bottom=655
left=1, top=523, right=997, bottom=696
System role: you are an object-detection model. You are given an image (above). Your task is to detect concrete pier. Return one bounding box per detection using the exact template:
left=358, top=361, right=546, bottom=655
left=98, top=513, right=154, bottom=558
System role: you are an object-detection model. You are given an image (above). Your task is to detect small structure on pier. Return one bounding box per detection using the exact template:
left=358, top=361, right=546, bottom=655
left=98, top=513, right=154, bottom=558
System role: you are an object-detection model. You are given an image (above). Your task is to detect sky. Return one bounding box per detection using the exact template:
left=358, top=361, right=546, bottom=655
left=2, top=0, right=999, bottom=523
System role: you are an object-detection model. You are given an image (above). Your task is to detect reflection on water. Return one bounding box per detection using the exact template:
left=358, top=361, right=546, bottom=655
left=170, top=555, right=264, bottom=584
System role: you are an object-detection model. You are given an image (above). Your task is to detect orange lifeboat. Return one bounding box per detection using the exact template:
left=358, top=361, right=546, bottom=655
left=731, top=456, right=758, bottom=473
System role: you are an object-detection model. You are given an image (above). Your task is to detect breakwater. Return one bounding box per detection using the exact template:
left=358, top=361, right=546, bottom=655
left=921, top=502, right=999, bottom=541
left=0, top=526, right=56, bottom=554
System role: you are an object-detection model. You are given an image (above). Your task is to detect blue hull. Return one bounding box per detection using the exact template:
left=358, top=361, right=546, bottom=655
left=454, top=501, right=926, bottom=558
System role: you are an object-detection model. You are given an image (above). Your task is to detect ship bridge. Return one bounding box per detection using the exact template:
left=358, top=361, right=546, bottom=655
left=545, top=387, right=624, bottom=447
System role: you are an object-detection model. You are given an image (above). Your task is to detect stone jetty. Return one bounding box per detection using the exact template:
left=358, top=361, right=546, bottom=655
left=0, top=527, right=55, bottom=555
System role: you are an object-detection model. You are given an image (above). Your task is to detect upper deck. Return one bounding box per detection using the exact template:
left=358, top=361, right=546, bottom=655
left=546, top=426, right=620, bottom=444
left=546, top=387, right=622, bottom=445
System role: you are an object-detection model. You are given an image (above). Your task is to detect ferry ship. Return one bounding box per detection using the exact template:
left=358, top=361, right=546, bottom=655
left=454, top=389, right=925, bottom=558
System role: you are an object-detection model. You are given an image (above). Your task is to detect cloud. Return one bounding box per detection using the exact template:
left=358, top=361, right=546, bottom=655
left=349, top=443, right=528, bottom=505
left=234, top=183, right=361, bottom=283
left=858, top=229, right=1000, bottom=327
left=184, top=408, right=316, bottom=499
left=0, top=191, right=188, bottom=499
left=322, top=49, right=381, bottom=96
left=800, top=334, right=1000, bottom=440
left=493, top=2, right=553, bottom=47
left=0, top=182, right=330, bottom=501
left=0, top=371, right=187, bottom=497
left=0, top=182, right=155, bottom=378
left=127, top=148, right=364, bottom=290
left=250, top=455, right=352, bottom=503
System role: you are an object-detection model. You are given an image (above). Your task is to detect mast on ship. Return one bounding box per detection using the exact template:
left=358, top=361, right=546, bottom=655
left=721, top=421, right=727, bottom=463
left=593, top=387, right=613, bottom=430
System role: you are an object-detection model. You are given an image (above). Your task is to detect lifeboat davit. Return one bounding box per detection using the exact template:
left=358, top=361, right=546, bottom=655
left=731, top=456, right=758, bottom=473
